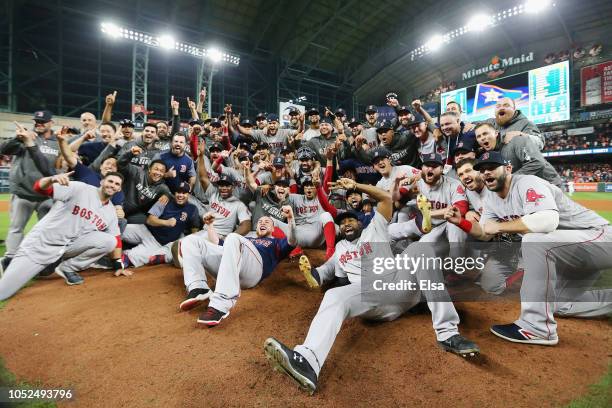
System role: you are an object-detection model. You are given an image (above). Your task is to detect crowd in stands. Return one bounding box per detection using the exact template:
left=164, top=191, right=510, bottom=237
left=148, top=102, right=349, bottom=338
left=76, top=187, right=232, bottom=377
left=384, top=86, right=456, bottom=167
left=555, top=162, right=611, bottom=182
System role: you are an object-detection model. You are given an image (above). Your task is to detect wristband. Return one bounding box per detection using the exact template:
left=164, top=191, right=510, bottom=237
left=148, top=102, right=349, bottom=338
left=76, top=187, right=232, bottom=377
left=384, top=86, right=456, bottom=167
left=458, top=218, right=473, bottom=233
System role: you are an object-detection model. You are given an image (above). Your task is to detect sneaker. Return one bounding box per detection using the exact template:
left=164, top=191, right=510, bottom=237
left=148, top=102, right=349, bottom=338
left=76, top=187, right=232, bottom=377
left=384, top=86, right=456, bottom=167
left=54, top=267, right=84, bottom=286
left=171, top=240, right=183, bottom=268
left=299, top=255, right=319, bottom=289
left=417, top=194, right=432, bottom=233
left=437, top=334, right=480, bottom=357
left=179, top=288, right=210, bottom=311
left=263, top=337, right=318, bottom=395
left=197, top=306, right=229, bottom=327
left=490, top=323, right=558, bottom=346
left=0, top=256, right=11, bottom=277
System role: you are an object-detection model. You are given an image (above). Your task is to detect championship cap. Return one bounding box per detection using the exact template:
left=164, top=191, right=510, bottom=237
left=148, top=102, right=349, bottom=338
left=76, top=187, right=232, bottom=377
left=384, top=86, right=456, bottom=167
left=119, top=118, right=135, bottom=127
left=365, top=105, right=378, bottom=114
left=209, top=142, right=223, bottom=152
left=176, top=182, right=191, bottom=193
left=376, top=119, right=394, bottom=133
left=266, top=113, right=279, bottom=122
left=215, top=174, right=235, bottom=186
left=307, top=107, right=319, bottom=116
left=33, top=110, right=53, bottom=122
left=421, top=152, right=445, bottom=166
left=370, top=147, right=392, bottom=163
left=334, top=210, right=360, bottom=225
left=474, top=151, right=507, bottom=171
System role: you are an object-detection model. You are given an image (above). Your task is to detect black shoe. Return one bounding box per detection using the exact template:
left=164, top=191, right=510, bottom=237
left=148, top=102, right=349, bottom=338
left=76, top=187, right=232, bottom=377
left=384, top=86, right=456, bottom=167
left=437, top=334, right=480, bottom=357
left=264, top=337, right=318, bottom=395
left=197, top=306, right=229, bottom=327
left=0, top=256, right=12, bottom=276
left=54, top=268, right=84, bottom=286
left=179, top=288, right=210, bottom=311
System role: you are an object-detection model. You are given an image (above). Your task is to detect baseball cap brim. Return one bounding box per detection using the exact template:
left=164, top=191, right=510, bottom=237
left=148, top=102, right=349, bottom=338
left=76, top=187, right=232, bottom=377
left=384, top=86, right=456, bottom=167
left=334, top=211, right=360, bottom=225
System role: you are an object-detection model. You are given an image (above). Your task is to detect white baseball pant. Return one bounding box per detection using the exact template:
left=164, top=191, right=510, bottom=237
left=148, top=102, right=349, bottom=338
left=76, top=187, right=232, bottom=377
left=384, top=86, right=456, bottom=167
left=275, top=212, right=335, bottom=248
left=294, top=242, right=461, bottom=376
left=5, top=196, right=52, bottom=258
left=0, top=231, right=116, bottom=300
left=122, top=224, right=173, bottom=267
left=517, top=226, right=612, bottom=341
left=180, top=233, right=263, bottom=314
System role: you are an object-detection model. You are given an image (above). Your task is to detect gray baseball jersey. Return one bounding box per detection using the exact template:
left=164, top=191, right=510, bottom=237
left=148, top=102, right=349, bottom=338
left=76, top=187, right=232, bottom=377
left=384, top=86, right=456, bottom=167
left=251, top=129, right=297, bottom=154
left=193, top=183, right=251, bottom=236
left=466, top=188, right=487, bottom=214
left=480, top=174, right=609, bottom=230
left=288, top=194, right=323, bottom=225
left=418, top=135, right=436, bottom=158
left=417, top=176, right=468, bottom=227
left=333, top=211, right=389, bottom=283
left=303, top=127, right=321, bottom=142
left=375, top=165, right=421, bottom=192
left=21, top=181, right=119, bottom=265
left=218, top=165, right=254, bottom=205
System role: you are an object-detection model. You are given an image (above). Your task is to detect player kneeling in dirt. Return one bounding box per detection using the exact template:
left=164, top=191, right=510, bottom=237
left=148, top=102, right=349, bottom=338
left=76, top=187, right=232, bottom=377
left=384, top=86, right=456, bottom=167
left=263, top=178, right=479, bottom=394
left=174, top=207, right=300, bottom=327
left=0, top=172, right=125, bottom=300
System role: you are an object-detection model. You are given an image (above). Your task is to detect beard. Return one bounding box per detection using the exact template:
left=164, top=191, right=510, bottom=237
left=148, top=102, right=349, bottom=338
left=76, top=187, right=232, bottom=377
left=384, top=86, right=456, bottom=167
left=495, top=111, right=513, bottom=126
left=489, top=172, right=507, bottom=192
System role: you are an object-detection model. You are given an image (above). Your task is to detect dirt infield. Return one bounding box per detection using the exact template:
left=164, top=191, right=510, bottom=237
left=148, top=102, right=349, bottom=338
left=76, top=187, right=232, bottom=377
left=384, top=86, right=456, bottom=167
left=0, top=200, right=8, bottom=212
left=0, top=250, right=610, bottom=407
left=575, top=199, right=610, bottom=212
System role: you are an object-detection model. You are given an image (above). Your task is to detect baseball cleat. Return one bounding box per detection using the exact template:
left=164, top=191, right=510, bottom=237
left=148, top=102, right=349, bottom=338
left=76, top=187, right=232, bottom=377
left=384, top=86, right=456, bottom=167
left=289, top=246, right=304, bottom=260
left=299, top=255, right=319, bottom=289
left=490, top=323, right=558, bottom=346
left=437, top=334, right=480, bottom=357
left=54, top=267, right=84, bottom=286
left=170, top=240, right=183, bottom=268
left=0, top=256, right=12, bottom=278
left=417, top=194, right=432, bottom=233
left=264, top=337, right=317, bottom=395
left=197, top=306, right=229, bottom=327
left=179, top=288, right=210, bottom=311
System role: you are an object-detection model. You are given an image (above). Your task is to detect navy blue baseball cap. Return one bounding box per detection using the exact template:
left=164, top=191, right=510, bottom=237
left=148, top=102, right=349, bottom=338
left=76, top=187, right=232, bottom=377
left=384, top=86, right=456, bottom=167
left=209, top=142, right=223, bottom=152
left=453, top=138, right=476, bottom=155
left=422, top=152, right=445, bottom=166
left=119, top=118, right=135, bottom=127
left=240, top=118, right=253, bottom=127
left=474, top=151, right=507, bottom=171
left=376, top=119, right=394, bottom=133
left=256, top=142, right=269, bottom=150
left=339, top=160, right=356, bottom=174
left=287, top=106, right=300, bottom=116
left=335, top=210, right=360, bottom=225
left=176, top=182, right=191, bottom=193
left=301, top=177, right=314, bottom=186
left=189, top=118, right=203, bottom=126
left=33, top=110, right=53, bottom=122
left=370, top=147, right=392, bottom=163
left=365, top=105, right=378, bottom=113
left=255, top=112, right=267, bottom=120
left=397, top=106, right=411, bottom=115
left=267, top=113, right=279, bottom=122
left=215, top=174, right=235, bottom=186
left=307, top=107, right=319, bottom=116
left=407, top=113, right=426, bottom=126
left=274, top=178, right=291, bottom=187
left=273, top=156, right=286, bottom=167
left=334, top=108, right=346, bottom=117
left=210, top=119, right=222, bottom=128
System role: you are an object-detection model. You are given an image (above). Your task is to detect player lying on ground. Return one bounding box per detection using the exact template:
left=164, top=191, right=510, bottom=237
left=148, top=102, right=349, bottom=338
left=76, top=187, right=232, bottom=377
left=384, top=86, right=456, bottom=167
left=172, top=209, right=300, bottom=327
left=263, top=178, right=479, bottom=394
left=445, top=151, right=612, bottom=345
left=0, top=172, right=126, bottom=300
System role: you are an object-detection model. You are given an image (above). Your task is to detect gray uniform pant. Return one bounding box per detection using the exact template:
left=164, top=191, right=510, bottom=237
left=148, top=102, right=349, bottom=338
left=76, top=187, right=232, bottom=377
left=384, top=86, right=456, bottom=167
left=275, top=212, right=335, bottom=248
left=122, top=224, right=173, bottom=267
left=0, top=231, right=116, bottom=300
left=518, top=226, right=612, bottom=340
left=180, top=233, right=263, bottom=314
left=5, top=195, right=52, bottom=258
left=294, top=243, right=461, bottom=376
left=389, top=220, right=467, bottom=260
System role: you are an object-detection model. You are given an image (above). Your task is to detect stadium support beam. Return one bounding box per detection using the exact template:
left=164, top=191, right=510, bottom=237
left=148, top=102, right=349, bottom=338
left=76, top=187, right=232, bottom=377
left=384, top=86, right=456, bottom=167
left=131, top=43, right=149, bottom=126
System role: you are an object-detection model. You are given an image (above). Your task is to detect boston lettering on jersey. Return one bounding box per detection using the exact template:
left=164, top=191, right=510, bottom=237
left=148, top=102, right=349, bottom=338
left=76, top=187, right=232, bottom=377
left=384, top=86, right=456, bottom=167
left=427, top=200, right=449, bottom=210
left=338, top=242, right=373, bottom=267
left=71, top=205, right=108, bottom=230
left=210, top=202, right=231, bottom=217
left=296, top=204, right=319, bottom=216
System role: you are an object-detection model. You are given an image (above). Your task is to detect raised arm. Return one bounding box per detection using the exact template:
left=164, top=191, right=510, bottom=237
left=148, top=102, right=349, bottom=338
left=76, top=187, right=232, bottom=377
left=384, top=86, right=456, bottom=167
left=56, top=127, right=78, bottom=169
left=196, top=144, right=211, bottom=191
left=170, top=96, right=181, bottom=136
left=329, top=178, right=393, bottom=221
left=101, top=91, right=117, bottom=123
left=187, top=97, right=199, bottom=121
left=280, top=206, right=298, bottom=247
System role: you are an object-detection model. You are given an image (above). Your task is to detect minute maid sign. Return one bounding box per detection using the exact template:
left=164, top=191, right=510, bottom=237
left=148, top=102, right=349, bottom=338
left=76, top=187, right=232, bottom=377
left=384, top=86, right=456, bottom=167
left=461, top=52, right=534, bottom=81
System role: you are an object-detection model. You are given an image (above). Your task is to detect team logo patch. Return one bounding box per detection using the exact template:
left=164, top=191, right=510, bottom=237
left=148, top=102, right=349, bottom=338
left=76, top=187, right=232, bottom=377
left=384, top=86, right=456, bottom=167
left=525, top=188, right=545, bottom=203
left=481, top=152, right=490, bottom=160
left=180, top=212, right=187, bottom=221
left=457, top=185, right=465, bottom=194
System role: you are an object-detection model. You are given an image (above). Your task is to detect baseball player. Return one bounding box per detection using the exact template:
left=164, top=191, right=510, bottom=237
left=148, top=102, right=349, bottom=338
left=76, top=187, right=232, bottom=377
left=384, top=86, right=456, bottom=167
left=302, top=108, right=321, bottom=142
left=445, top=151, right=611, bottom=345
left=118, top=147, right=172, bottom=223
left=264, top=178, right=479, bottom=394
left=388, top=153, right=469, bottom=249
left=233, top=110, right=302, bottom=155
left=0, top=172, right=125, bottom=300
left=156, top=132, right=196, bottom=192
left=192, top=149, right=252, bottom=238
left=0, top=112, right=60, bottom=272
left=455, top=158, right=486, bottom=220
left=121, top=182, right=201, bottom=268
left=173, top=209, right=297, bottom=326
left=116, top=123, right=161, bottom=168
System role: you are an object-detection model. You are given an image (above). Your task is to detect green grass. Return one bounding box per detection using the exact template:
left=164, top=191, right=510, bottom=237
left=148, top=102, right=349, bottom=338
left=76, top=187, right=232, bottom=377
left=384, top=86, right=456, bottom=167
left=566, top=364, right=611, bottom=408
left=570, top=192, right=612, bottom=201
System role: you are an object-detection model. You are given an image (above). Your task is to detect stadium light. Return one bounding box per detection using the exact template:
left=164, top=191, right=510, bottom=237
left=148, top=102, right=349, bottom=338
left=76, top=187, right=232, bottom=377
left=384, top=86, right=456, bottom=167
left=525, top=0, right=551, bottom=13
left=424, top=34, right=446, bottom=52
left=157, top=34, right=176, bottom=50
left=99, top=22, right=240, bottom=65
left=467, top=14, right=493, bottom=31
left=208, top=48, right=223, bottom=63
